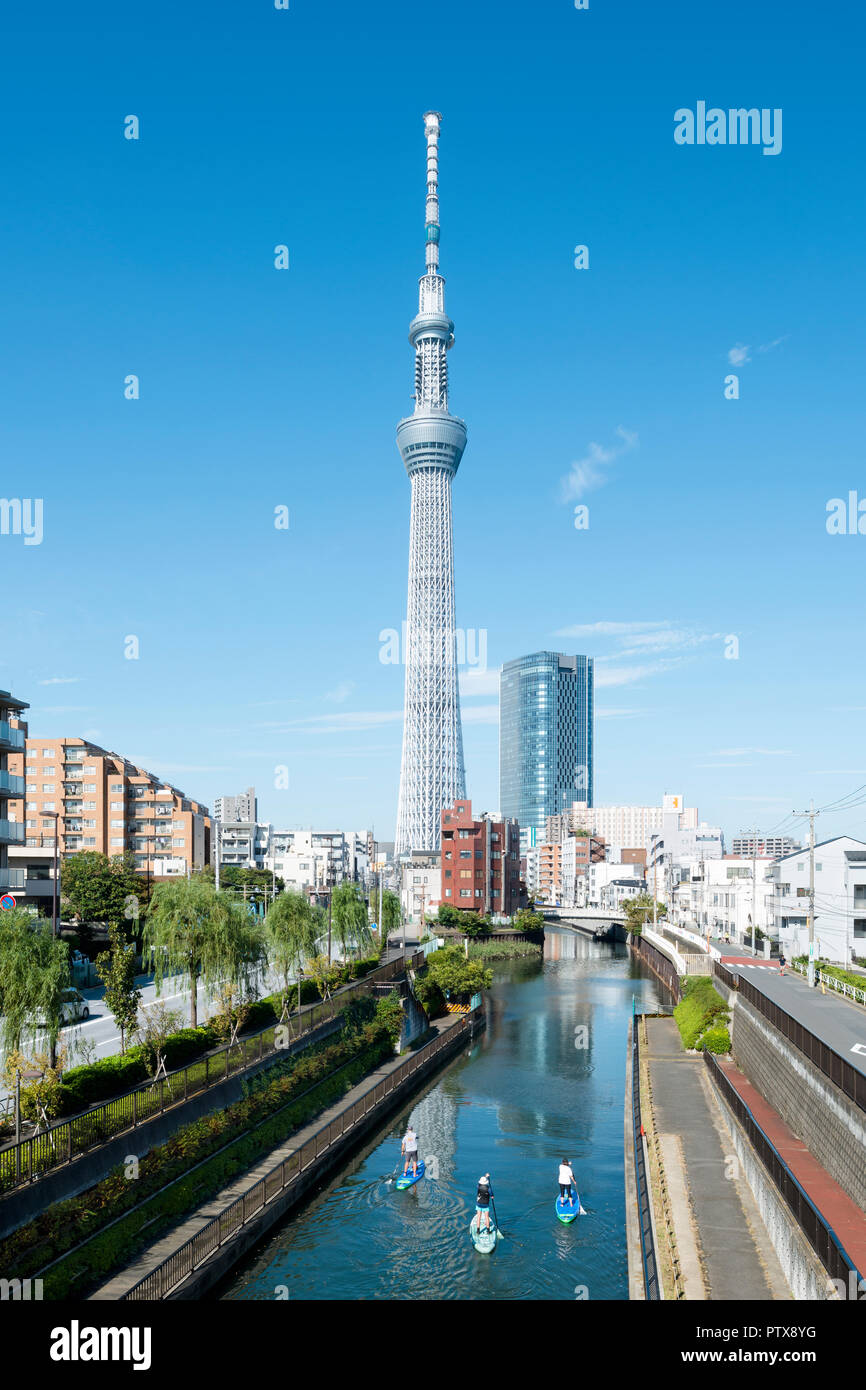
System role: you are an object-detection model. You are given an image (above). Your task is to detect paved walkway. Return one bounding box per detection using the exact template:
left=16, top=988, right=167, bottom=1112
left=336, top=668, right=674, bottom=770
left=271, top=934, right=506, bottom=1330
left=716, top=1055, right=866, bottom=1274
left=644, top=1016, right=789, bottom=1300
left=90, top=1014, right=455, bottom=1300
left=725, top=961, right=866, bottom=1078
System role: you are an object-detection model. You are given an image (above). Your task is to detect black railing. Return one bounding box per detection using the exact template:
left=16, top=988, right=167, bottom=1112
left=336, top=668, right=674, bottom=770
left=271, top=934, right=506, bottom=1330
left=712, top=962, right=866, bottom=1113
left=0, top=951, right=423, bottom=1195
left=705, top=1050, right=864, bottom=1288
left=631, top=1015, right=661, bottom=1300
left=123, top=1009, right=480, bottom=1300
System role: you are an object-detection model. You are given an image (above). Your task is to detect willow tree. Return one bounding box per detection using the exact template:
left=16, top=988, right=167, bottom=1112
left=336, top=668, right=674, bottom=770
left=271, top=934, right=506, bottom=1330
left=380, top=889, right=402, bottom=937
left=265, top=890, right=321, bottom=1017
left=0, top=910, right=70, bottom=1065
left=330, top=882, right=373, bottom=963
left=143, top=879, right=266, bottom=1028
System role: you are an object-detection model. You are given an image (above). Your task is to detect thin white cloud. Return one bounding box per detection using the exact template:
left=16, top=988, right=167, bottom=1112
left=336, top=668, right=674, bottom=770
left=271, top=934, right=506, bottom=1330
left=757, top=335, right=788, bottom=354
left=712, top=748, right=792, bottom=757
left=254, top=711, right=403, bottom=735
left=459, top=668, right=500, bottom=697
left=553, top=620, right=671, bottom=639
left=728, top=343, right=751, bottom=366
left=619, top=630, right=721, bottom=656
left=596, top=708, right=646, bottom=720
left=595, top=661, right=681, bottom=688
left=560, top=426, right=638, bottom=503
left=695, top=762, right=755, bottom=769
left=461, top=704, right=499, bottom=725
left=38, top=676, right=82, bottom=686
left=323, top=681, right=355, bottom=704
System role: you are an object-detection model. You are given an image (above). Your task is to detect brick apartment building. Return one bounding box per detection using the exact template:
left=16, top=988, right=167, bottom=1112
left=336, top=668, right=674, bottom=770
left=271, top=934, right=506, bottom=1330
left=7, top=737, right=211, bottom=908
left=537, top=833, right=605, bottom=903
left=440, top=799, right=520, bottom=916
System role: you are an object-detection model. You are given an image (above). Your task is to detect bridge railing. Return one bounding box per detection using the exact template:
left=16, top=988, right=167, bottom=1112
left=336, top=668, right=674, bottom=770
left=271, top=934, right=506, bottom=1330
left=631, top=1016, right=662, bottom=1300
left=705, top=1051, right=863, bottom=1289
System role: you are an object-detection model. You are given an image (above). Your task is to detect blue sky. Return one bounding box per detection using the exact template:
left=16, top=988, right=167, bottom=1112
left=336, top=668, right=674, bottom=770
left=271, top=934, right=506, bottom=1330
left=3, top=0, right=866, bottom=845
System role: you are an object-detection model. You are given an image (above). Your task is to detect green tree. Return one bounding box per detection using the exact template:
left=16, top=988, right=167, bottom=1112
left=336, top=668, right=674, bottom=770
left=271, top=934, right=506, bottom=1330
left=134, top=1000, right=184, bottom=1077
left=514, top=907, right=545, bottom=932
left=623, top=892, right=666, bottom=937
left=143, top=878, right=266, bottom=1028
left=424, top=944, right=492, bottom=1002
left=94, top=923, right=142, bottom=1054
left=330, top=882, right=373, bottom=962
left=0, top=910, right=70, bottom=1064
left=379, top=889, right=401, bottom=935
left=61, top=851, right=145, bottom=944
left=265, top=890, right=321, bottom=1017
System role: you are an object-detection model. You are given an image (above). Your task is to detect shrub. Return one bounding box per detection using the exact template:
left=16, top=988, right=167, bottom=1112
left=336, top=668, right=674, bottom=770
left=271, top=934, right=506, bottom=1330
left=697, top=1026, right=732, bottom=1055
left=412, top=974, right=446, bottom=1018
left=674, top=976, right=729, bottom=1050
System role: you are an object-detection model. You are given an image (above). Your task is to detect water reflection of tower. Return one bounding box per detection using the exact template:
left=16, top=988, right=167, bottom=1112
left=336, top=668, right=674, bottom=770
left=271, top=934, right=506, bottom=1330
left=410, top=1080, right=459, bottom=1176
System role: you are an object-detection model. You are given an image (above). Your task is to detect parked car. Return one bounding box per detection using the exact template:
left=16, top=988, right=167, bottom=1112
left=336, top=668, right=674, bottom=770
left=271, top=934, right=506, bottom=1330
left=58, top=987, right=90, bottom=1024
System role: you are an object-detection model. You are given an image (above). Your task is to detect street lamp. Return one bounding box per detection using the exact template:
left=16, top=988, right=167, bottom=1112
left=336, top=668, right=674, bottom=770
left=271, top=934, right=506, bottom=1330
left=41, top=811, right=60, bottom=938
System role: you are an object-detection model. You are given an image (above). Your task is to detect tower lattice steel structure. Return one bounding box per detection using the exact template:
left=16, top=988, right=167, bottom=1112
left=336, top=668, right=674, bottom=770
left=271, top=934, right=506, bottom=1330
left=394, top=111, right=467, bottom=857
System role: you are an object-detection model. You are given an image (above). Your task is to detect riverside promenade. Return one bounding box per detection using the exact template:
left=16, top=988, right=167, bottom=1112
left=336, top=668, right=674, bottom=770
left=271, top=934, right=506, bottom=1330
left=91, top=1012, right=475, bottom=1300
left=642, top=1015, right=789, bottom=1300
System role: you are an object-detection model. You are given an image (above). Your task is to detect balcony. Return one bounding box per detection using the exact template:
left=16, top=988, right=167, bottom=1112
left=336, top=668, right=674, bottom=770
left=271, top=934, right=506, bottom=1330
left=0, top=820, right=25, bottom=845
left=0, top=867, right=26, bottom=890
left=0, top=770, right=25, bottom=798
left=0, top=722, right=25, bottom=753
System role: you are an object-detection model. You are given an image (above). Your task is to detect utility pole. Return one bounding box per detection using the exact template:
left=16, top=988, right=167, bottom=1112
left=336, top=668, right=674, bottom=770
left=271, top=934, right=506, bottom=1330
left=793, top=800, right=820, bottom=986
left=214, top=820, right=221, bottom=892
left=750, top=825, right=758, bottom=955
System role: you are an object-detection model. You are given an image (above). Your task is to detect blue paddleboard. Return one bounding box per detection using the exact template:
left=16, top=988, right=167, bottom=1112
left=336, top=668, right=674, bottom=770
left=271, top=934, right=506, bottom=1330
left=555, top=1188, right=582, bottom=1223
left=470, top=1213, right=498, bottom=1253
left=395, top=1159, right=425, bottom=1190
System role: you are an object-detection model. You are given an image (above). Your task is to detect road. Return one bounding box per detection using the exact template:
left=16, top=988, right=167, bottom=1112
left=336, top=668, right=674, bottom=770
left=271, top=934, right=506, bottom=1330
left=724, top=958, right=866, bottom=1079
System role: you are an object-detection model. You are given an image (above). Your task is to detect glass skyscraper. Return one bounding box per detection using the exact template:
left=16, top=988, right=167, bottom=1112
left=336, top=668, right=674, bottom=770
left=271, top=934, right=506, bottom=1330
left=499, top=652, right=594, bottom=846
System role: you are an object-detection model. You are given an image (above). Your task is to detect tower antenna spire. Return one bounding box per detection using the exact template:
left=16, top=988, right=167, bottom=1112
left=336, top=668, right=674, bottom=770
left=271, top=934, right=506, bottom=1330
left=395, top=112, right=468, bottom=857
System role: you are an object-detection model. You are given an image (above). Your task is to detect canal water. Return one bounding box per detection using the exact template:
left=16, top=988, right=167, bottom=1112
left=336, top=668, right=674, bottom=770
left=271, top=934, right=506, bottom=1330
left=220, top=927, right=663, bottom=1301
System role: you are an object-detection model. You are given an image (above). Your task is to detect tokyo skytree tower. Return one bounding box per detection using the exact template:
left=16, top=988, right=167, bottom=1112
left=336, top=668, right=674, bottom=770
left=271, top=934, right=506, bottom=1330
left=394, top=111, right=467, bottom=857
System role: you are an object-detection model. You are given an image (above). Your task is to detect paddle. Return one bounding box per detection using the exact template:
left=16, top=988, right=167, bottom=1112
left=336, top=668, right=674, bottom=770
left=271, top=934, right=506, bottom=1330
left=490, top=1195, right=505, bottom=1240
left=383, top=1158, right=401, bottom=1185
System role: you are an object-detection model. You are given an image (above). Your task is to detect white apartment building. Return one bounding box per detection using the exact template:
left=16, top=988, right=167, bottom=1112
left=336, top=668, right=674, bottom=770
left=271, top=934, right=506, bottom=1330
left=214, top=787, right=257, bottom=823
left=400, top=853, right=440, bottom=939
left=217, top=821, right=271, bottom=870
left=576, top=860, right=644, bottom=909
left=669, top=857, right=776, bottom=945
left=768, top=837, right=866, bottom=965
left=730, top=833, right=801, bottom=859
left=568, top=793, right=698, bottom=856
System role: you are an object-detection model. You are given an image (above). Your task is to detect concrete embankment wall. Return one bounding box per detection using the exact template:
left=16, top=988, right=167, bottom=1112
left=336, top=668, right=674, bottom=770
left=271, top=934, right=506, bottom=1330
left=730, top=994, right=866, bottom=1213
left=0, top=1014, right=344, bottom=1239
left=169, top=1012, right=483, bottom=1299
left=708, top=1072, right=837, bottom=1300
left=629, top=935, right=680, bottom=1001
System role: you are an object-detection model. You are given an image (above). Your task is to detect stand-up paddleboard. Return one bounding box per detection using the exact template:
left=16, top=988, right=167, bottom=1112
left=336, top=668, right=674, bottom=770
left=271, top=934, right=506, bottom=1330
left=555, top=1187, right=587, bottom=1223
left=394, top=1159, right=425, bottom=1190
left=470, top=1213, right=498, bottom=1253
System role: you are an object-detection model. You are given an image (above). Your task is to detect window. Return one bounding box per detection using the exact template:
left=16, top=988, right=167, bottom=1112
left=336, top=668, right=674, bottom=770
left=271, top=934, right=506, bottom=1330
left=25, top=819, right=35, bottom=828
left=172, top=838, right=185, bottom=847
left=110, top=783, right=123, bottom=792
left=26, top=784, right=36, bottom=793
left=43, top=802, right=55, bottom=811
left=42, top=749, right=55, bottom=758
left=815, top=863, right=822, bottom=872
left=445, top=870, right=452, bottom=878
left=445, top=888, right=452, bottom=896
left=26, top=802, right=36, bottom=811
left=445, top=851, right=452, bottom=860
left=459, top=889, right=471, bottom=898
left=459, top=850, right=471, bottom=859
left=42, top=784, right=55, bottom=793
left=854, top=920, right=866, bottom=939
left=42, top=766, right=55, bottom=775
left=111, top=820, right=124, bottom=828
left=82, top=837, right=96, bottom=846
left=458, top=829, right=470, bottom=839
left=82, top=766, right=96, bottom=775
left=85, top=783, right=96, bottom=793
left=110, top=801, right=123, bottom=810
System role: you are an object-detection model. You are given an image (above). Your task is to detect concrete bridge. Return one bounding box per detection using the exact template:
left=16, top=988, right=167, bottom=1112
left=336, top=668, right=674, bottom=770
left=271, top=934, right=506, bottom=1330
left=541, top=907, right=627, bottom=942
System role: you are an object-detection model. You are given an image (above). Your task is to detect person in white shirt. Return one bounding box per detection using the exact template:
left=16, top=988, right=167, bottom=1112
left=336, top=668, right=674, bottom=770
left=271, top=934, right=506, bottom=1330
left=401, top=1125, right=419, bottom=1176
left=558, top=1158, right=576, bottom=1206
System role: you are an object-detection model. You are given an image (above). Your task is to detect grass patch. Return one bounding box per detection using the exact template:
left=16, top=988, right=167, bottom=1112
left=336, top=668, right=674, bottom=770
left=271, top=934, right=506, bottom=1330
left=674, top=976, right=730, bottom=1052
left=467, top=940, right=542, bottom=961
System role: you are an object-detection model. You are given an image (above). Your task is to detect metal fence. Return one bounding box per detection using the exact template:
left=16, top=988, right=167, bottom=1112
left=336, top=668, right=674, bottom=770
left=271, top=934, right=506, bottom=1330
left=0, top=951, right=423, bottom=1195
left=712, top=962, right=866, bottom=1113
left=631, top=1016, right=661, bottom=1300
left=792, top=962, right=866, bottom=1010
left=123, top=1008, right=480, bottom=1300
left=705, top=1051, right=863, bottom=1288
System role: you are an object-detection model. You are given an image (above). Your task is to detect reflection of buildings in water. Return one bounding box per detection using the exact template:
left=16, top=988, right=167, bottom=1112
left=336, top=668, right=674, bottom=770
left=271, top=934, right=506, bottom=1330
left=544, top=927, right=599, bottom=962
left=409, top=1081, right=459, bottom=1173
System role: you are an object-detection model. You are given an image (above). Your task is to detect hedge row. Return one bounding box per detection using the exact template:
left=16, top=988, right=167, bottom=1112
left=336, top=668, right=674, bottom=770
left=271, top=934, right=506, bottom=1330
left=674, top=976, right=730, bottom=1051
left=4, top=993, right=401, bottom=1297
left=52, top=954, right=382, bottom=1116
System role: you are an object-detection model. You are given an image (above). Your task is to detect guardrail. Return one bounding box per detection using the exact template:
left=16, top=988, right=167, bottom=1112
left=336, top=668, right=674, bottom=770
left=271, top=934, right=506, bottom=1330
left=712, top=962, right=866, bottom=1112
left=0, top=951, right=423, bottom=1195
left=631, top=1015, right=662, bottom=1300
left=123, top=1008, right=480, bottom=1300
left=792, top=962, right=866, bottom=1010
left=705, top=1051, right=864, bottom=1289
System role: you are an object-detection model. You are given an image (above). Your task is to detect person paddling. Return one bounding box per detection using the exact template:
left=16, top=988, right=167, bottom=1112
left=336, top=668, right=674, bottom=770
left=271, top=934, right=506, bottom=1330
left=559, top=1158, right=577, bottom=1207
left=401, top=1125, right=419, bottom=1177
left=475, top=1173, right=494, bottom=1233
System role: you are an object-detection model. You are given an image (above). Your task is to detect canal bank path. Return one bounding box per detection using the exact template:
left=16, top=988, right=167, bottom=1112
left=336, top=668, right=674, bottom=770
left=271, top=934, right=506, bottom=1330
left=643, top=1016, right=790, bottom=1300
left=91, top=1015, right=461, bottom=1300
